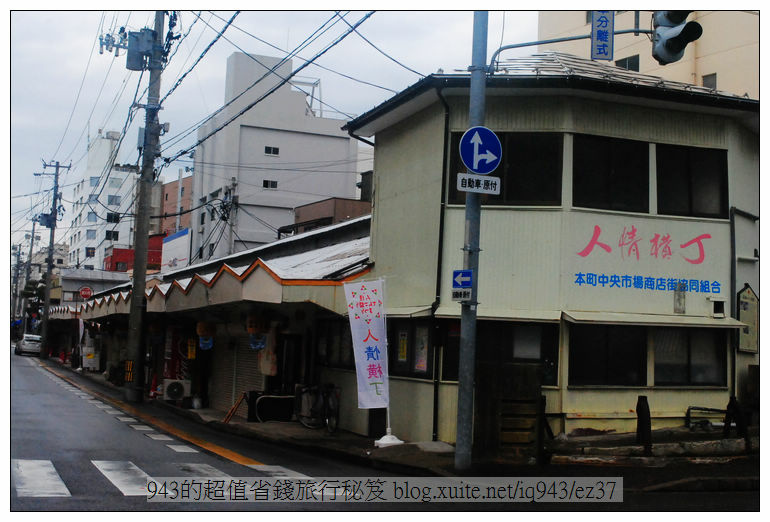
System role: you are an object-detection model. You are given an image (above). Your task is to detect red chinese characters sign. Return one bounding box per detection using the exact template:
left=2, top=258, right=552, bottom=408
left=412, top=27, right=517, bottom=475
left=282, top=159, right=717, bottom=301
left=574, top=224, right=722, bottom=295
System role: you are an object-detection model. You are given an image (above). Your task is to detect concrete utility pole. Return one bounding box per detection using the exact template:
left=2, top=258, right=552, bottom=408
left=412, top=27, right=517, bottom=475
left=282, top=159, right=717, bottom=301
left=125, top=11, right=165, bottom=403
left=455, top=11, right=488, bottom=472
left=36, top=160, right=68, bottom=360
left=11, top=245, right=22, bottom=322
left=21, top=219, right=38, bottom=335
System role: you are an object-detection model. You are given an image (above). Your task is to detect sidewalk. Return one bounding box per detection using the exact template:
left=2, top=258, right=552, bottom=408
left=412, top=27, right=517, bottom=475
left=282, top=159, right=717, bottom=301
left=40, top=358, right=760, bottom=490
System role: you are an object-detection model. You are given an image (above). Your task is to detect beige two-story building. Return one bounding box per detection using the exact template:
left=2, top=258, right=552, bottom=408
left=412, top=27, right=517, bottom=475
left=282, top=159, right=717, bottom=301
left=340, top=51, right=758, bottom=459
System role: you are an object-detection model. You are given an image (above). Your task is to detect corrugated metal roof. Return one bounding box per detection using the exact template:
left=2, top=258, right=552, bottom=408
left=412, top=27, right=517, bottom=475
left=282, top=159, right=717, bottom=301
left=493, top=51, right=744, bottom=99
left=263, top=237, right=370, bottom=280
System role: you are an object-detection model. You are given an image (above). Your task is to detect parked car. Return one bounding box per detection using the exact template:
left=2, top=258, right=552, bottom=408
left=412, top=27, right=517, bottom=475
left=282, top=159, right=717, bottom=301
left=15, top=334, right=42, bottom=356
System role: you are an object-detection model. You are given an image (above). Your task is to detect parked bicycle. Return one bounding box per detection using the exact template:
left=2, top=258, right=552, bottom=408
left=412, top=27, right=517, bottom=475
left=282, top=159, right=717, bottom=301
left=294, top=383, right=340, bottom=433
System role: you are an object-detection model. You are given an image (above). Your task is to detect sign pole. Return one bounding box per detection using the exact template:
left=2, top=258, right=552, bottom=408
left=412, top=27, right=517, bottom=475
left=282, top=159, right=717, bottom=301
left=455, top=11, right=488, bottom=472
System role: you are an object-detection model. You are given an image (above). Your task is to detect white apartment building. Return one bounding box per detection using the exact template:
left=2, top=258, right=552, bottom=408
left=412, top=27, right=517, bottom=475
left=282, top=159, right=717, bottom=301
left=191, top=53, right=360, bottom=263
left=537, top=11, right=759, bottom=99
left=67, top=130, right=162, bottom=271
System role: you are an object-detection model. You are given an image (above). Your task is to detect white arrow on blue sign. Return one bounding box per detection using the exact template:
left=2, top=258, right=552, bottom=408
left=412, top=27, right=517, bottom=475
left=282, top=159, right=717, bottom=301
left=453, top=269, right=473, bottom=289
left=459, top=126, right=502, bottom=175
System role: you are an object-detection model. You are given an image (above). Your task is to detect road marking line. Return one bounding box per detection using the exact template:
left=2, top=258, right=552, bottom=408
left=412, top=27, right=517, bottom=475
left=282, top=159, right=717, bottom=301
left=92, top=460, right=151, bottom=496
left=130, top=424, right=154, bottom=431
left=173, top=463, right=230, bottom=477
left=146, top=433, right=173, bottom=441
left=103, top=409, right=121, bottom=414
left=116, top=417, right=136, bottom=422
left=38, top=363, right=264, bottom=467
left=166, top=444, right=199, bottom=453
left=12, top=459, right=72, bottom=497
left=246, top=464, right=311, bottom=479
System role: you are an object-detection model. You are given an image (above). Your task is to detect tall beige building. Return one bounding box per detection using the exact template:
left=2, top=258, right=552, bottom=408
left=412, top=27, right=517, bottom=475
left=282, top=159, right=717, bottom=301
left=537, top=11, right=759, bottom=99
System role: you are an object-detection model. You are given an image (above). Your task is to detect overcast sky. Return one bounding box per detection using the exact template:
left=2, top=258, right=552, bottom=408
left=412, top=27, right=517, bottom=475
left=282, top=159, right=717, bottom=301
left=9, top=8, right=541, bottom=248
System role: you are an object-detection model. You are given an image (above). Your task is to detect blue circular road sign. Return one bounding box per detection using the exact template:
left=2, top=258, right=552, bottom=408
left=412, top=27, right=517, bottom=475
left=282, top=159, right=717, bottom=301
left=459, top=126, right=502, bottom=175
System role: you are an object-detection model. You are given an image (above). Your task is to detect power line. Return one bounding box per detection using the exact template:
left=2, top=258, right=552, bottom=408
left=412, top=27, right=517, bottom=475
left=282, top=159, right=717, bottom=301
left=163, top=11, right=375, bottom=165
left=193, top=12, right=357, bottom=119
left=50, top=13, right=105, bottom=161
left=158, top=11, right=345, bottom=154
left=207, top=10, right=398, bottom=94
left=336, top=12, right=425, bottom=78
left=160, top=11, right=239, bottom=105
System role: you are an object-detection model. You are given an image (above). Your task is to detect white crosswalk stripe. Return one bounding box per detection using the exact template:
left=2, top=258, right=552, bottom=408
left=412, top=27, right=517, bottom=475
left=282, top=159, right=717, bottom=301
left=172, top=462, right=230, bottom=477
left=246, top=464, right=311, bottom=479
left=12, top=459, right=238, bottom=498
left=167, top=444, right=199, bottom=453
left=12, top=459, right=71, bottom=497
left=92, top=460, right=152, bottom=496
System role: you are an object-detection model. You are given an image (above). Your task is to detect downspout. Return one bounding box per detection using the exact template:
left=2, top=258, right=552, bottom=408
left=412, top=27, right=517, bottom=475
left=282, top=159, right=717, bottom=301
left=729, top=207, right=736, bottom=397
left=431, top=86, right=451, bottom=441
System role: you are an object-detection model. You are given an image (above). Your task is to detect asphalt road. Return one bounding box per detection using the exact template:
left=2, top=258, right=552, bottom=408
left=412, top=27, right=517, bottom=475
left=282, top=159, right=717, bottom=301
left=10, top=350, right=398, bottom=511
left=10, top=347, right=759, bottom=512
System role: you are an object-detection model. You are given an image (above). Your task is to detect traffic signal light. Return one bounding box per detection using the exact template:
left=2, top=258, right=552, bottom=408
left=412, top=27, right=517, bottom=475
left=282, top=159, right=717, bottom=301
left=652, top=11, right=703, bottom=65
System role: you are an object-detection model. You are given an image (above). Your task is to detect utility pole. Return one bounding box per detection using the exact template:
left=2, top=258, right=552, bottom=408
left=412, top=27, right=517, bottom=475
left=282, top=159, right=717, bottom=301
left=21, top=218, right=38, bottom=335
left=124, top=11, right=165, bottom=403
left=455, top=11, right=488, bottom=472
left=11, top=245, right=22, bottom=323
left=35, top=160, right=69, bottom=360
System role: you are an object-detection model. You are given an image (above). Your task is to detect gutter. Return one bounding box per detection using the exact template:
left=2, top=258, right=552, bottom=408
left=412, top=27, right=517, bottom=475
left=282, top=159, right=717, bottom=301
left=431, top=87, right=451, bottom=442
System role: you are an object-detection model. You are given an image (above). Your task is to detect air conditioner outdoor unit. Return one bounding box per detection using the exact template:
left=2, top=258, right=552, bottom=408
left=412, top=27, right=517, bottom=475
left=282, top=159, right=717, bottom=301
left=163, top=379, right=191, bottom=400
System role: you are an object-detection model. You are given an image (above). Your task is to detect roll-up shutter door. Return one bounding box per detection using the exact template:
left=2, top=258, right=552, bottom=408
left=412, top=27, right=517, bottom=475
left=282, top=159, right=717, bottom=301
left=208, top=334, right=235, bottom=414
left=233, top=336, right=265, bottom=419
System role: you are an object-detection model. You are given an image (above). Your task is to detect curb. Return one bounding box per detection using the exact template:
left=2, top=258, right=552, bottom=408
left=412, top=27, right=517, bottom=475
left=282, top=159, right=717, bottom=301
left=550, top=454, right=753, bottom=468
left=639, top=476, right=760, bottom=492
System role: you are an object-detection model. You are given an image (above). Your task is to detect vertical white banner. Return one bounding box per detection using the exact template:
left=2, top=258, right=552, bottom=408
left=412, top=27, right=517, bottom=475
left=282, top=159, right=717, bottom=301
left=344, top=279, right=389, bottom=409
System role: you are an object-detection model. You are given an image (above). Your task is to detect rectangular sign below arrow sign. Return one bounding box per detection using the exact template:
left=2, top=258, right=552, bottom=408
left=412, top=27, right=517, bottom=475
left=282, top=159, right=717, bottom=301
left=457, top=173, right=501, bottom=195
left=452, top=269, right=473, bottom=302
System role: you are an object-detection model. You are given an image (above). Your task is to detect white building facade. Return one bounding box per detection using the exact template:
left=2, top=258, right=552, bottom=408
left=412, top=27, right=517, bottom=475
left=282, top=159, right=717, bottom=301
left=191, top=53, right=359, bottom=263
left=67, top=130, right=163, bottom=271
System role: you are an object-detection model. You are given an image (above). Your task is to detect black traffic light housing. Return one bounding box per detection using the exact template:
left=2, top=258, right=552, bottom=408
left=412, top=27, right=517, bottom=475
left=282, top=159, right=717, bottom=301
left=652, top=11, right=703, bottom=65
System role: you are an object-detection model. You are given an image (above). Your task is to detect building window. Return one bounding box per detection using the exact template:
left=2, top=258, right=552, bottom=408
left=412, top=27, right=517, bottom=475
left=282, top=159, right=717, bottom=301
left=90, top=177, right=100, bottom=187
left=569, top=324, right=647, bottom=386
left=615, top=54, right=640, bottom=71
left=56, top=258, right=63, bottom=265
left=440, top=321, right=558, bottom=385
left=573, top=134, right=649, bottom=213
left=109, top=177, right=122, bottom=188
left=387, top=320, right=434, bottom=380
left=87, top=212, right=98, bottom=223
left=116, top=262, right=127, bottom=271
left=86, top=229, right=96, bottom=240
left=264, top=146, right=279, bottom=156
left=200, top=213, right=205, bottom=225
left=105, top=230, right=119, bottom=241
left=88, top=194, right=99, bottom=203
left=181, top=187, right=185, bottom=196
left=165, top=193, right=169, bottom=201
left=108, top=195, right=121, bottom=206
left=85, top=247, right=95, bottom=258
left=315, top=319, right=355, bottom=370
left=656, top=144, right=728, bottom=219
left=654, top=328, right=726, bottom=386
left=179, top=206, right=184, bottom=214
left=263, top=179, right=278, bottom=189
left=84, top=265, right=94, bottom=271
left=702, top=73, right=717, bottom=90
left=449, top=132, right=563, bottom=206
left=209, top=243, right=215, bottom=257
